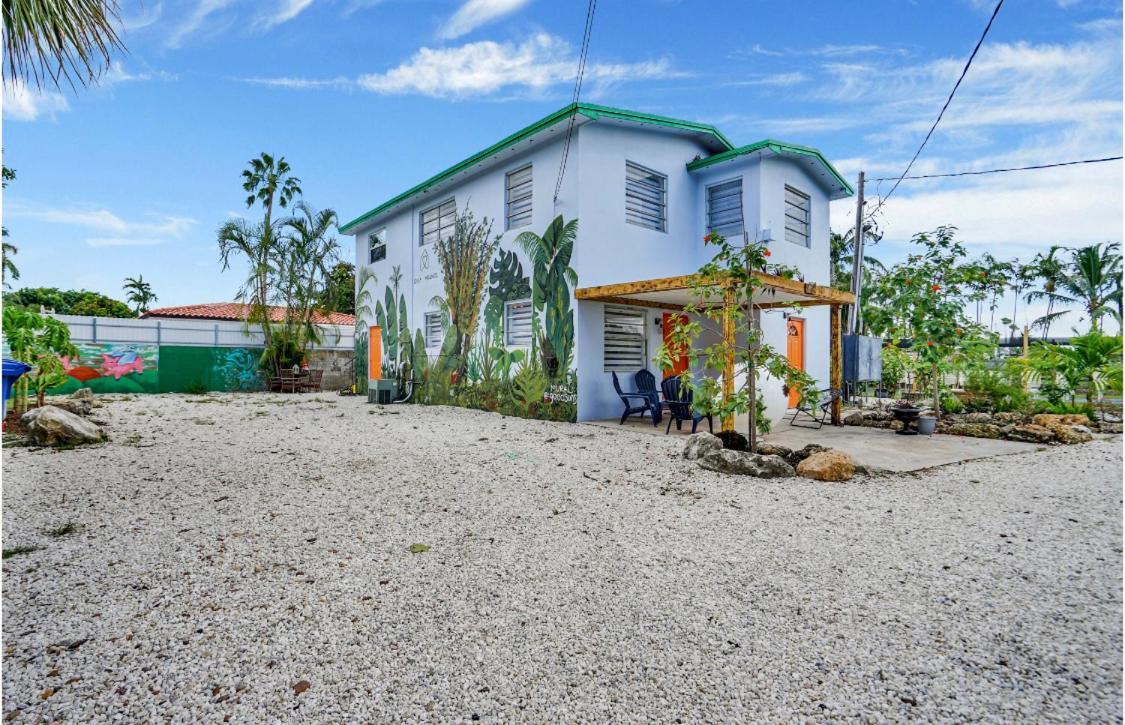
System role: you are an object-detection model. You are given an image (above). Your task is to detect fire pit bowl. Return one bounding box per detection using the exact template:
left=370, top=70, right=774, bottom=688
left=889, top=403, right=922, bottom=435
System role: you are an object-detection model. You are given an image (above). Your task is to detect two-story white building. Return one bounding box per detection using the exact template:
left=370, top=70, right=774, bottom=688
left=342, top=103, right=853, bottom=427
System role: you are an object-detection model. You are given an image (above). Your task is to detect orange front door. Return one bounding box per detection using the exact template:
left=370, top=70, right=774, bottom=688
left=786, top=318, right=804, bottom=407
left=662, top=313, right=689, bottom=379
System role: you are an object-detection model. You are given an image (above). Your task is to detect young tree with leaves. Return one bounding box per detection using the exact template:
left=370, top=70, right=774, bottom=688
left=658, top=231, right=817, bottom=452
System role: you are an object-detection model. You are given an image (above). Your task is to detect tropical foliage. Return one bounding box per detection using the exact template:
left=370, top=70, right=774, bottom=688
left=3, top=165, right=18, bottom=288
left=3, top=0, right=125, bottom=89
left=3, top=286, right=133, bottom=317
left=1025, top=243, right=1122, bottom=334
left=2, top=306, right=78, bottom=412
left=1017, top=330, right=1123, bottom=405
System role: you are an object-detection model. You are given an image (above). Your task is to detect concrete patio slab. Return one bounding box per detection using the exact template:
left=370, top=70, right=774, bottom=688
left=584, top=413, right=1040, bottom=473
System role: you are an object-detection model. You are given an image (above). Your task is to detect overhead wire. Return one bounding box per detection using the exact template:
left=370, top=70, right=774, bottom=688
left=553, top=0, right=597, bottom=206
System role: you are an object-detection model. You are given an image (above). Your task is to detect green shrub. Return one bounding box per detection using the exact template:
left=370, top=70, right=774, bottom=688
left=965, top=366, right=1029, bottom=413
left=940, top=393, right=964, bottom=414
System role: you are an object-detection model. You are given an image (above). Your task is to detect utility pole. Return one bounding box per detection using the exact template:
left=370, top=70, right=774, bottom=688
left=849, top=170, right=865, bottom=335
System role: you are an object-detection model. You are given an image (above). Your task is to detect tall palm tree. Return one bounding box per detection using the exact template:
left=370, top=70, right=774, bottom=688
left=3, top=0, right=126, bottom=89
left=122, top=275, right=157, bottom=315
left=221, top=154, right=302, bottom=351
left=1025, top=246, right=1068, bottom=339
left=1028, top=243, right=1122, bottom=333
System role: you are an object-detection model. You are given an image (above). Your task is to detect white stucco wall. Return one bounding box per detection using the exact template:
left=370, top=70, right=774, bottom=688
left=348, top=116, right=840, bottom=427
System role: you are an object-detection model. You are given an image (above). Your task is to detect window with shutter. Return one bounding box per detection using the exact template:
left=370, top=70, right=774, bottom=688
left=706, top=179, right=743, bottom=240
left=603, top=306, right=647, bottom=372
left=424, top=312, right=443, bottom=348
left=784, top=185, right=810, bottom=247
left=505, top=165, right=533, bottom=230
left=420, top=199, right=457, bottom=246
left=368, top=228, right=387, bottom=263
left=503, top=299, right=533, bottom=346
left=625, top=161, right=667, bottom=232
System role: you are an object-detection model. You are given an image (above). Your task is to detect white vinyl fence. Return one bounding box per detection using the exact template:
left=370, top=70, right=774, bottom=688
left=51, top=314, right=355, bottom=351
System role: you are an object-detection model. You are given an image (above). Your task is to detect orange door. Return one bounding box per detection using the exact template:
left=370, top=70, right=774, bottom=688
left=662, top=313, right=689, bottom=379
left=786, top=318, right=804, bottom=407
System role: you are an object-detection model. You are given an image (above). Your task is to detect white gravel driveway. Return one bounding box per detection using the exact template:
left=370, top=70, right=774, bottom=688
left=2, top=393, right=1121, bottom=722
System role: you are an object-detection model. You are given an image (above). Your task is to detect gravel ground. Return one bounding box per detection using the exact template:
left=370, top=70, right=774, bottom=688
left=2, top=393, right=1121, bottom=723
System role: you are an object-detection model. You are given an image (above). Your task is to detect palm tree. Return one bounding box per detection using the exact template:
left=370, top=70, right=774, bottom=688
left=276, top=201, right=339, bottom=357
left=3, top=0, right=126, bottom=89
left=122, top=275, right=157, bottom=315
left=1025, top=246, right=1068, bottom=339
left=220, top=154, right=302, bottom=352
left=3, top=165, right=18, bottom=289
left=1028, top=243, right=1122, bottom=333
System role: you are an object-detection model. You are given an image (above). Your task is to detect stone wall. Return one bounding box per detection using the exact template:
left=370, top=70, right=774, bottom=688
left=307, top=349, right=353, bottom=392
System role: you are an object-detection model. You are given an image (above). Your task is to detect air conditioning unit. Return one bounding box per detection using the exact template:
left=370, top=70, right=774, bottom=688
left=367, top=379, right=396, bottom=405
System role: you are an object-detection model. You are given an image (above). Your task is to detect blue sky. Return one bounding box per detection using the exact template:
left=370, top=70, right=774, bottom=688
left=3, top=0, right=1122, bottom=332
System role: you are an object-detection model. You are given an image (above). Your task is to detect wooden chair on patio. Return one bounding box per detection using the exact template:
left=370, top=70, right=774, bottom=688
left=300, top=369, right=323, bottom=393
left=276, top=369, right=299, bottom=393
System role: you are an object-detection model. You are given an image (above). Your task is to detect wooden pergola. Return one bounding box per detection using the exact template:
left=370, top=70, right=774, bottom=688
left=575, top=270, right=856, bottom=429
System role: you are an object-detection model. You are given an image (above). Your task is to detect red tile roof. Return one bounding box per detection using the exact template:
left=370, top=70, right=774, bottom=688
left=141, top=303, right=355, bottom=326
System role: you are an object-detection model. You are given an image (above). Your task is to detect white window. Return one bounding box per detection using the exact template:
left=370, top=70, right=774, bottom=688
left=603, top=306, right=647, bottom=372
left=505, top=164, right=533, bottom=230
left=707, top=179, right=743, bottom=240
left=503, top=299, right=533, bottom=346
left=368, top=228, right=387, bottom=263
left=424, top=312, right=443, bottom=348
left=420, top=199, right=456, bottom=246
left=784, top=185, right=810, bottom=247
left=625, top=161, right=667, bottom=232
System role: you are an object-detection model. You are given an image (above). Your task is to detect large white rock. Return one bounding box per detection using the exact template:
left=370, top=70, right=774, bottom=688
left=21, top=405, right=105, bottom=447
left=682, top=432, right=723, bottom=460
left=697, top=449, right=795, bottom=478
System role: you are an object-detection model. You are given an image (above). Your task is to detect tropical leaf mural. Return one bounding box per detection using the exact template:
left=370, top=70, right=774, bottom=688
left=516, top=215, right=577, bottom=381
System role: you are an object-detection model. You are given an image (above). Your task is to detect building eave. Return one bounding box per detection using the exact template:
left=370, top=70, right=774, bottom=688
left=687, top=139, right=854, bottom=200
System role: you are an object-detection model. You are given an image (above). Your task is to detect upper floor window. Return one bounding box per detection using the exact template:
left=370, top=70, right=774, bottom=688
left=504, top=299, right=533, bottom=346
left=784, top=185, right=810, bottom=247
left=420, top=199, right=456, bottom=246
left=424, top=312, right=443, bottom=348
left=706, top=179, right=743, bottom=240
left=625, top=161, right=666, bottom=232
left=505, top=164, right=533, bottom=230
left=368, top=228, right=387, bottom=263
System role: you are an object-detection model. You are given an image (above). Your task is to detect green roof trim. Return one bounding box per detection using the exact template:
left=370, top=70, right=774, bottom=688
left=340, top=103, right=735, bottom=233
left=686, top=139, right=854, bottom=198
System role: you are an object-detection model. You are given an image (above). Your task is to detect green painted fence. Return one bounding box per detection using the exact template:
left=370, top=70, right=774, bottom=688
left=50, top=343, right=265, bottom=395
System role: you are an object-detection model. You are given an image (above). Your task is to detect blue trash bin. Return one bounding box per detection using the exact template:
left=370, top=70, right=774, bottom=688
left=2, top=358, right=33, bottom=418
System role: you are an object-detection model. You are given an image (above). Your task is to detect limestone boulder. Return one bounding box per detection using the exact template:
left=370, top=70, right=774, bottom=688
left=944, top=422, right=1002, bottom=439
left=683, top=432, right=723, bottom=461
left=1005, top=424, right=1055, bottom=444
left=1100, top=421, right=1122, bottom=434
left=21, top=405, right=105, bottom=447
left=962, top=412, right=993, bottom=424
left=843, top=411, right=864, bottom=426
left=795, top=450, right=857, bottom=482
left=698, top=450, right=795, bottom=478
left=1052, top=424, right=1093, bottom=444
left=992, top=411, right=1027, bottom=426
left=1032, top=413, right=1089, bottom=428
left=754, top=442, right=793, bottom=460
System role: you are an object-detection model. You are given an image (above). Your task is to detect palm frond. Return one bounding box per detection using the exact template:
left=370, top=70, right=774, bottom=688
left=4, top=0, right=126, bottom=91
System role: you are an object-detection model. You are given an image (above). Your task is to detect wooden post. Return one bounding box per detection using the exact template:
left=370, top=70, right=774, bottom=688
left=721, top=287, right=735, bottom=432
left=830, top=304, right=842, bottom=425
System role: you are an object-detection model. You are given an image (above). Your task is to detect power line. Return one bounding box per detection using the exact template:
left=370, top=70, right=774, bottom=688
left=864, top=155, right=1123, bottom=183
left=865, top=0, right=1004, bottom=220
left=553, top=0, right=597, bottom=205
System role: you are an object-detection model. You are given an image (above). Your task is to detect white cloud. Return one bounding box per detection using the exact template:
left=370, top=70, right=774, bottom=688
left=724, top=72, right=808, bottom=88
left=7, top=204, right=197, bottom=243
left=356, top=32, right=678, bottom=98
left=236, top=75, right=351, bottom=90
left=86, top=238, right=167, bottom=247
left=256, top=0, right=316, bottom=29
left=167, top=0, right=236, bottom=48
left=438, top=0, right=531, bottom=40
left=735, top=43, right=906, bottom=59
left=2, top=80, right=69, bottom=121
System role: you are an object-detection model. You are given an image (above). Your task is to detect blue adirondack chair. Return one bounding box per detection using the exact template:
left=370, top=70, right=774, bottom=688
left=634, top=369, right=661, bottom=412
left=612, top=371, right=661, bottom=426
left=660, top=376, right=712, bottom=435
